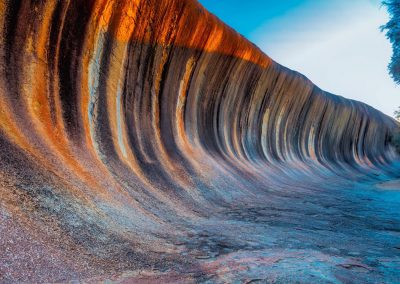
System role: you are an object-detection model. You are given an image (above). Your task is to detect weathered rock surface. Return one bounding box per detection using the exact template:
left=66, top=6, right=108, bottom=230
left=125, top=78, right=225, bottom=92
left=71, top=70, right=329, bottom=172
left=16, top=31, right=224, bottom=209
left=0, top=0, right=399, bottom=282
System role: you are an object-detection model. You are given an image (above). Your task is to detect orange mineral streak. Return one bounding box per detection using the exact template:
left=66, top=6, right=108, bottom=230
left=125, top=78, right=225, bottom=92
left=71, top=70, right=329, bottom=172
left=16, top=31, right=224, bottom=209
left=49, top=1, right=144, bottom=208
left=150, top=48, right=197, bottom=197
left=5, top=1, right=146, bottom=212
left=96, top=0, right=270, bottom=68
left=0, top=0, right=399, bottom=282
left=76, top=0, right=194, bottom=220
left=103, top=41, right=185, bottom=219
left=176, top=57, right=196, bottom=154
left=0, top=101, right=34, bottom=156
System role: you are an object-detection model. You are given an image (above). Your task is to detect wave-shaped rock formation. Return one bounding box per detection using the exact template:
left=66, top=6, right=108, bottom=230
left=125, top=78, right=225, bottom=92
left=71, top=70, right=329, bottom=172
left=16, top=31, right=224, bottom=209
left=1, top=0, right=399, bottom=282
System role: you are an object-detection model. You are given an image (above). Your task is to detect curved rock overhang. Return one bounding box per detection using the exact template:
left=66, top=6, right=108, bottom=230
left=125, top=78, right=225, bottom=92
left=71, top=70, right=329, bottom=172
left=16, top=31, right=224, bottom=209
left=0, top=0, right=399, bottom=282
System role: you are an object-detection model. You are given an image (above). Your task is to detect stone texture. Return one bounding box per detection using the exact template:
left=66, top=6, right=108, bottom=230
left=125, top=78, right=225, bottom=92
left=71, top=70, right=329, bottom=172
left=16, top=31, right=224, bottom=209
left=0, top=0, right=399, bottom=282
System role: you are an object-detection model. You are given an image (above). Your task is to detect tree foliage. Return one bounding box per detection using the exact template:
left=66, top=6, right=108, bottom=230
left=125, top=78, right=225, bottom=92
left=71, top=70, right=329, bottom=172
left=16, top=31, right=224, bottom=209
left=395, top=106, right=400, bottom=121
left=382, top=1, right=400, bottom=84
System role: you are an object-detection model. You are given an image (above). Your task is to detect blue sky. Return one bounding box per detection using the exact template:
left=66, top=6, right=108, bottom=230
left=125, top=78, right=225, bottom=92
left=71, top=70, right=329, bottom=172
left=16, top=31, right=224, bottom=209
left=198, top=0, right=399, bottom=117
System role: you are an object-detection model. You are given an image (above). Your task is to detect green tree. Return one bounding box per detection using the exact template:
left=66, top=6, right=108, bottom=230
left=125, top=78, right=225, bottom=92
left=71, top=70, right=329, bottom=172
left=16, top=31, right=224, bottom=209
left=381, top=1, right=400, bottom=84
left=395, top=106, right=400, bottom=121
left=382, top=2, right=400, bottom=123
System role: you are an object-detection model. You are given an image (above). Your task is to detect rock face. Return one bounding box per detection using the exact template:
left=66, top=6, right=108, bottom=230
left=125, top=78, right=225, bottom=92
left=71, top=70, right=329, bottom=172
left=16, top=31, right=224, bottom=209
left=0, top=0, right=399, bottom=282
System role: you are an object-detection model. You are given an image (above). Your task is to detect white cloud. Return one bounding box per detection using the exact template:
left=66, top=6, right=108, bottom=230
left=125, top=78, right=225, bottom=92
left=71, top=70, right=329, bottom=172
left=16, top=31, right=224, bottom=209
left=250, top=0, right=400, bottom=117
